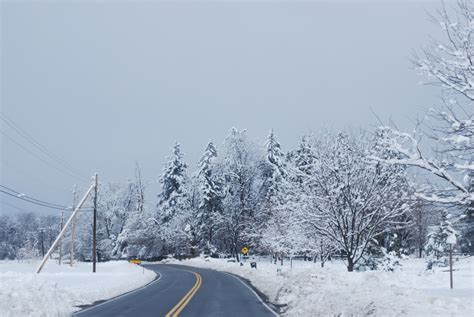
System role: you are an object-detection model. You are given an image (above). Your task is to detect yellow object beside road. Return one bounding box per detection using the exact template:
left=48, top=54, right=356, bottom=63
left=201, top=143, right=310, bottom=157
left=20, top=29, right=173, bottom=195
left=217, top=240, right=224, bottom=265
left=129, top=259, right=142, bottom=265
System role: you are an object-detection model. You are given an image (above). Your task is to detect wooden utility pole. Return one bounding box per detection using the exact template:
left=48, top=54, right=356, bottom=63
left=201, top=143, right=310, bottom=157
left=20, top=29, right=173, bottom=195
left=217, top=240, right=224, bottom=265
left=37, top=182, right=95, bottom=274
left=449, top=244, right=453, bottom=289
left=92, top=173, right=98, bottom=273
left=39, top=228, right=45, bottom=257
left=58, top=211, right=64, bottom=265
left=70, top=185, right=77, bottom=267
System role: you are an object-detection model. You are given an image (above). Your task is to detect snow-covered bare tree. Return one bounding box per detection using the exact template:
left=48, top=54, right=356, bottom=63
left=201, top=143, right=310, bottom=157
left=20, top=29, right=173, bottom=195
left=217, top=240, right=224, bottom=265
left=96, top=186, right=121, bottom=259
left=115, top=163, right=159, bottom=259
left=413, top=0, right=473, bottom=101
left=220, top=128, right=260, bottom=260
left=260, top=201, right=304, bottom=265
left=373, top=1, right=473, bottom=209
left=299, top=132, right=411, bottom=271
left=409, top=197, right=437, bottom=257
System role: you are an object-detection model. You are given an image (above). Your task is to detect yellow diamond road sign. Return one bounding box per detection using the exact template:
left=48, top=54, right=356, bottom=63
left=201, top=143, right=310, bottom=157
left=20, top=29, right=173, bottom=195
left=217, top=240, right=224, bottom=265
left=241, top=246, right=248, bottom=255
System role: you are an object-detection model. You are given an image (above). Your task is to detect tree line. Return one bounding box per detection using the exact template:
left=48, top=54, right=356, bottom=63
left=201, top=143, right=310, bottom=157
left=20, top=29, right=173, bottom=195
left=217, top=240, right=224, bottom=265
left=0, top=1, right=472, bottom=272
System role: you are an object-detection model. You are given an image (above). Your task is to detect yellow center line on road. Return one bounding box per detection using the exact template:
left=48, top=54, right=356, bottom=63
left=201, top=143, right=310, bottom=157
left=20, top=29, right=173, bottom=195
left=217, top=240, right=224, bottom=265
left=165, top=271, right=202, bottom=317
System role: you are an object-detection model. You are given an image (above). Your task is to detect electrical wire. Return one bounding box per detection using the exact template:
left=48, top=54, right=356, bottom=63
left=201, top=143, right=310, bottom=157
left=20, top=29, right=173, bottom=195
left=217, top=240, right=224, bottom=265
left=0, top=185, right=69, bottom=209
left=1, top=130, right=89, bottom=183
left=0, top=200, right=94, bottom=214
left=0, top=112, right=88, bottom=180
left=0, top=189, right=72, bottom=210
left=0, top=184, right=72, bottom=210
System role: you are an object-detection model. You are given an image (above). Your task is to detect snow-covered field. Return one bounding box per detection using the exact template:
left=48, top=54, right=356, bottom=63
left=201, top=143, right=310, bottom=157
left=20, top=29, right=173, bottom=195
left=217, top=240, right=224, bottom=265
left=0, top=260, right=156, bottom=317
left=168, top=256, right=474, bottom=316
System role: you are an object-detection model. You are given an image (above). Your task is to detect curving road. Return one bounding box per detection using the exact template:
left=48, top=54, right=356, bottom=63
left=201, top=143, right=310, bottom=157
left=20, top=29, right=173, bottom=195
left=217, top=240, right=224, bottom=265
left=74, top=264, right=278, bottom=317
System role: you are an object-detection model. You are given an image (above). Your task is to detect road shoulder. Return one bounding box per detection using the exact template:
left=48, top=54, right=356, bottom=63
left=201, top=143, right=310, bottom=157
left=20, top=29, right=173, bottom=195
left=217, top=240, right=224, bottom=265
left=74, top=268, right=161, bottom=314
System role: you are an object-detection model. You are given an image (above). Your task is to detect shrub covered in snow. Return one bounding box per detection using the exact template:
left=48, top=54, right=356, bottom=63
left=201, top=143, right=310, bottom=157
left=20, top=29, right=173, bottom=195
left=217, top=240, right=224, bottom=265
left=425, top=211, right=457, bottom=269
left=355, top=247, right=407, bottom=272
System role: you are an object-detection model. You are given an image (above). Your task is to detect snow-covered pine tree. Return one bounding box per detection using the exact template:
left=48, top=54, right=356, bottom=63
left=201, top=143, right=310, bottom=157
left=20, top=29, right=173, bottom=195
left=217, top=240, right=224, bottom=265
left=293, top=134, right=315, bottom=185
left=156, top=142, right=192, bottom=254
left=425, top=210, right=457, bottom=269
left=157, top=142, right=189, bottom=224
left=196, top=140, right=223, bottom=253
left=262, top=130, right=287, bottom=200
left=457, top=170, right=474, bottom=253
left=258, top=130, right=294, bottom=258
left=258, top=130, right=288, bottom=220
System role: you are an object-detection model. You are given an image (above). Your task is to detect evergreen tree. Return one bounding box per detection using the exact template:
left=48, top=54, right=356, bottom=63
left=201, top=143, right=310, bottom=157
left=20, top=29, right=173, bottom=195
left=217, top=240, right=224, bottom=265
left=262, top=130, right=287, bottom=203
left=457, top=170, right=474, bottom=253
left=293, top=135, right=315, bottom=185
left=257, top=130, right=290, bottom=246
left=196, top=141, right=223, bottom=252
left=157, top=142, right=189, bottom=224
left=425, top=211, right=457, bottom=269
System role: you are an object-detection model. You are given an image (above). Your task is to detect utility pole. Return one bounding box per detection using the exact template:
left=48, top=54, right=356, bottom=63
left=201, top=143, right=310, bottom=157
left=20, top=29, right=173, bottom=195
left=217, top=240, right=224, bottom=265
left=449, top=244, right=453, bottom=289
left=58, top=211, right=64, bottom=265
left=36, top=182, right=96, bottom=274
left=39, top=228, right=45, bottom=257
left=70, top=185, right=77, bottom=267
left=92, top=173, right=98, bottom=273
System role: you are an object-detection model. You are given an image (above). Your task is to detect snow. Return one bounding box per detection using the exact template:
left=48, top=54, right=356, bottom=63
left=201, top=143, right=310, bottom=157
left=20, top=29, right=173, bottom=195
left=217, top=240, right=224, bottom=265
left=447, top=233, right=457, bottom=245
left=0, top=260, right=156, bottom=316
left=168, top=256, right=474, bottom=316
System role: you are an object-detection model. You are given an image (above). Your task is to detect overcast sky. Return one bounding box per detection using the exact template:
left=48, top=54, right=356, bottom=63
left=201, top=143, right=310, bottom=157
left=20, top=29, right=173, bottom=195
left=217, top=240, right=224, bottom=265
left=1, top=0, right=443, bottom=215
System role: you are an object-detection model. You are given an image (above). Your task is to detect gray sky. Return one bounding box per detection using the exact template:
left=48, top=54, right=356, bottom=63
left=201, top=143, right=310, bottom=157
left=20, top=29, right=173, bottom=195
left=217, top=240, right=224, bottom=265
left=1, top=0, right=442, bottom=215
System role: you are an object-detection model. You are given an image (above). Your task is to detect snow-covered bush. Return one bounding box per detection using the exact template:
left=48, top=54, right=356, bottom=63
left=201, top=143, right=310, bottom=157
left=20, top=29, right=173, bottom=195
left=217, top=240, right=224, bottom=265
left=425, top=211, right=457, bottom=269
left=354, top=256, right=380, bottom=272
left=16, top=245, right=38, bottom=261
left=378, top=248, right=407, bottom=272
left=355, top=245, right=407, bottom=272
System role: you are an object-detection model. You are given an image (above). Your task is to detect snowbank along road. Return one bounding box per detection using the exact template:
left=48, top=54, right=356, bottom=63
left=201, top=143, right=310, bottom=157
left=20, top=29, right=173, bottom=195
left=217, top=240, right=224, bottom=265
left=75, top=264, right=278, bottom=317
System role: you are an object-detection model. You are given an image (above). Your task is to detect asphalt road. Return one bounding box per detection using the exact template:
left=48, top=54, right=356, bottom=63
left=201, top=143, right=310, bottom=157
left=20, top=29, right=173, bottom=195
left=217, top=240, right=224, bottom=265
left=75, top=264, right=278, bottom=317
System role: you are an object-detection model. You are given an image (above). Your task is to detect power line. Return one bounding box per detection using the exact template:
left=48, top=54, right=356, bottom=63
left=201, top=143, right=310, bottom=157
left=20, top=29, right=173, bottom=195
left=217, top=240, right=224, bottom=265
left=1, top=130, right=88, bottom=183
left=0, top=185, right=69, bottom=209
left=0, top=185, right=71, bottom=210
left=0, top=189, right=72, bottom=210
left=0, top=200, right=94, bottom=214
left=0, top=189, right=71, bottom=210
left=0, top=112, right=88, bottom=180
